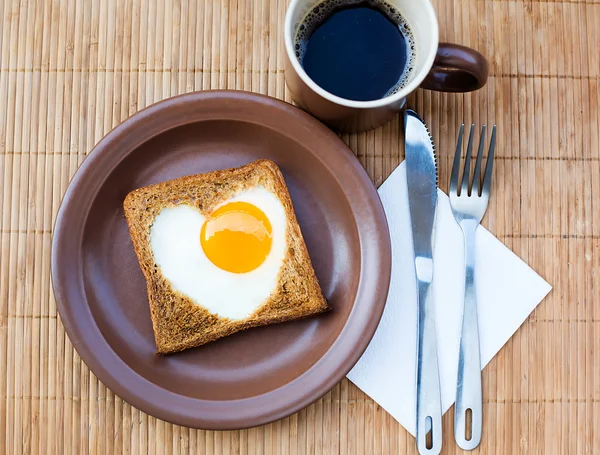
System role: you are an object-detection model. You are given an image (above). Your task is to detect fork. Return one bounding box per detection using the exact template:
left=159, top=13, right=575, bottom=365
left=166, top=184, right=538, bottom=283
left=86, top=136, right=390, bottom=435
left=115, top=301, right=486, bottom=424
left=449, top=123, right=496, bottom=450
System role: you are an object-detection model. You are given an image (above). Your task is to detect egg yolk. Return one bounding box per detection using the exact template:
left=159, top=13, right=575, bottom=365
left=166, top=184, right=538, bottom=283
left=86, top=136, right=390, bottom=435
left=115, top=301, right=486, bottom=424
left=200, top=201, right=273, bottom=273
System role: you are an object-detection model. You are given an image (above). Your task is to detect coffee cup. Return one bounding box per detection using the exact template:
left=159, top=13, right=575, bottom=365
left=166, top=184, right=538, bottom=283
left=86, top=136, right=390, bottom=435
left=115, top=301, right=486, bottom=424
left=284, top=0, right=488, bottom=132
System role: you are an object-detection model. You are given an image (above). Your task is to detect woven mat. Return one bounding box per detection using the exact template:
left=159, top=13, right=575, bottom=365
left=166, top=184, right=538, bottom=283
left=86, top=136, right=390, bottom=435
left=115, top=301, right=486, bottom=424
left=1, top=0, right=598, bottom=453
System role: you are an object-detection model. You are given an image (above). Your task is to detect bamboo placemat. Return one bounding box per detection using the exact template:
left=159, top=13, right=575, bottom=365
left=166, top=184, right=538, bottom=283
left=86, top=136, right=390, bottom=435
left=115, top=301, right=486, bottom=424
left=1, top=0, right=598, bottom=453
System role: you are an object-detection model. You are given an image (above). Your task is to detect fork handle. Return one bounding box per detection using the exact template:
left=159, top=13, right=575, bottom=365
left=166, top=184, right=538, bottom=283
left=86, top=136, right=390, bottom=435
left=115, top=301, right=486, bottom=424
left=454, top=222, right=483, bottom=450
left=416, top=278, right=443, bottom=455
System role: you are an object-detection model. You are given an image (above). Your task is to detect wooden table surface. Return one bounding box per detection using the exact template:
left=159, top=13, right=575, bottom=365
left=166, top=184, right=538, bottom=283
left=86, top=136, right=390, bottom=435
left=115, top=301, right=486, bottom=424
left=1, top=0, right=598, bottom=453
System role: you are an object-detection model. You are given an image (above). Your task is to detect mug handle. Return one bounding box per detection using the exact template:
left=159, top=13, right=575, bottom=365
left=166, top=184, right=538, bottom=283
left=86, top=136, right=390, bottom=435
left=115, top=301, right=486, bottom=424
left=420, top=43, right=489, bottom=92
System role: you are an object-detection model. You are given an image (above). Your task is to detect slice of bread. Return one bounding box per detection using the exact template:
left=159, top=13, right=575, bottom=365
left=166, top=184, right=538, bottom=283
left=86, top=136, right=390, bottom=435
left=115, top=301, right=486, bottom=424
left=123, top=159, right=329, bottom=354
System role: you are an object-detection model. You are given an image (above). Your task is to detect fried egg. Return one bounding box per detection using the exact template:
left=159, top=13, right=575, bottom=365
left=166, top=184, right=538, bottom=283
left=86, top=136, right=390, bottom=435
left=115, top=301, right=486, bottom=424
left=149, top=186, right=287, bottom=320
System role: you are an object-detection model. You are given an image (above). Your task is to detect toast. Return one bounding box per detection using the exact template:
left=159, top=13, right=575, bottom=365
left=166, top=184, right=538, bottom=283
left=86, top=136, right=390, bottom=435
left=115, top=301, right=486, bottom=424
left=123, top=159, right=329, bottom=354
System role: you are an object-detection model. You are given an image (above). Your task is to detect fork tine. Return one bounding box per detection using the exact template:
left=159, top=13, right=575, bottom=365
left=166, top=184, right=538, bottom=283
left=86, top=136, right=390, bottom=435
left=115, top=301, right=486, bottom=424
left=459, top=124, right=475, bottom=195
left=482, top=125, right=497, bottom=195
left=450, top=124, right=464, bottom=195
left=472, top=125, right=486, bottom=196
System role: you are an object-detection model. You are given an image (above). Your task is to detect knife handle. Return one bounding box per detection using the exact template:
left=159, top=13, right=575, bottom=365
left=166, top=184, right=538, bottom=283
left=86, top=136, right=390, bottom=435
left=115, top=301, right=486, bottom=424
left=416, top=278, right=443, bottom=455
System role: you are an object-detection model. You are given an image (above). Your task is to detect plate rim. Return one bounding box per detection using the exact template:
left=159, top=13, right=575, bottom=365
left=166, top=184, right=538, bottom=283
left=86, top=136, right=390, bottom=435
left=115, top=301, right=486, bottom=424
left=51, top=90, right=391, bottom=430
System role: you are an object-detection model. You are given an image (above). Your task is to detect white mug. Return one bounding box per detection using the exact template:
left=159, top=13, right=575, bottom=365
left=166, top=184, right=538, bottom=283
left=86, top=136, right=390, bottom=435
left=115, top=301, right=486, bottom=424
left=284, top=0, right=488, bottom=132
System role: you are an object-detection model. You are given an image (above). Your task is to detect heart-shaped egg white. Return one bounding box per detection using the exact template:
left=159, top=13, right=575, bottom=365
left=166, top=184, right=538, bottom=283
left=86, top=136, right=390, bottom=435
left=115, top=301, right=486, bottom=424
left=149, top=187, right=287, bottom=320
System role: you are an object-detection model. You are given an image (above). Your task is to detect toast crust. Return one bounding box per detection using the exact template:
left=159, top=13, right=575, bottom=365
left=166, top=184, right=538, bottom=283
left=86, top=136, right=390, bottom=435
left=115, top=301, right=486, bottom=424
left=123, top=159, right=328, bottom=354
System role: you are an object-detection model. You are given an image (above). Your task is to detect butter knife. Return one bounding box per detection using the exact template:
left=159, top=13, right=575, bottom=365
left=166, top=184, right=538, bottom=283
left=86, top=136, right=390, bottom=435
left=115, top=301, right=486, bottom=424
left=405, top=110, right=442, bottom=455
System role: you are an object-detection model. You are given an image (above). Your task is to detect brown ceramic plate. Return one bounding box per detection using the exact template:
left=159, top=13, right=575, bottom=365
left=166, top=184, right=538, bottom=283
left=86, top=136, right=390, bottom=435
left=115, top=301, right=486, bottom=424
left=52, top=91, right=391, bottom=430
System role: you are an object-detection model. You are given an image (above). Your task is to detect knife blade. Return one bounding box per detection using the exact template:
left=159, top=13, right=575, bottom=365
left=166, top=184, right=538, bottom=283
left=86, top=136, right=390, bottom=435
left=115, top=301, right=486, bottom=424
left=405, top=109, right=442, bottom=455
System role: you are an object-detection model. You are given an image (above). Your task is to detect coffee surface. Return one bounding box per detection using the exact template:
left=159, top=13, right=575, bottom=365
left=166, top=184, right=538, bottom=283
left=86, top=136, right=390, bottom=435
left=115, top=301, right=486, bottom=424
left=295, top=0, right=415, bottom=102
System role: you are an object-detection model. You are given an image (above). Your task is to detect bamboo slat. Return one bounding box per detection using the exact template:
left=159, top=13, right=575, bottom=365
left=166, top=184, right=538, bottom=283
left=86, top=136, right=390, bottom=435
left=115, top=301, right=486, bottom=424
left=1, top=0, right=598, bottom=453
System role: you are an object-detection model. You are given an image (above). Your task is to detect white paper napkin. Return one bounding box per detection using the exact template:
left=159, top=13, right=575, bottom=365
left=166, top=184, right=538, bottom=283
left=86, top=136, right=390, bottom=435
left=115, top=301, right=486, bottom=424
left=347, top=161, right=552, bottom=436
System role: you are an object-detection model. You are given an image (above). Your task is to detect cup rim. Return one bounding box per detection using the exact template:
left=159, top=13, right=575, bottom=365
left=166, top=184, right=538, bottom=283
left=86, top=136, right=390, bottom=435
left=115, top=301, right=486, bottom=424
left=284, top=0, right=440, bottom=109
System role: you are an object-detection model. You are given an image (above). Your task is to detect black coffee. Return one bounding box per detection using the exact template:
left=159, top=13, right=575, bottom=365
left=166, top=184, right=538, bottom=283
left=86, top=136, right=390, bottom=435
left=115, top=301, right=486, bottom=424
left=294, top=0, right=415, bottom=102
